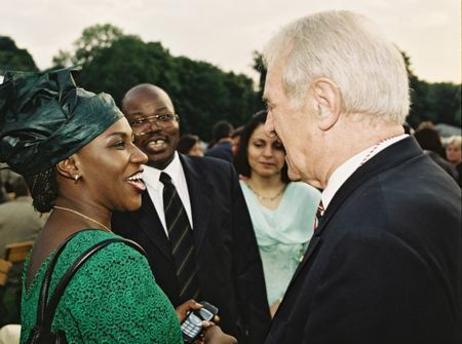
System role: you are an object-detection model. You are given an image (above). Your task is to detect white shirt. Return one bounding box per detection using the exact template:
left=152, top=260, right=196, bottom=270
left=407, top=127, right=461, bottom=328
left=142, top=152, right=193, bottom=237
left=322, top=134, right=409, bottom=210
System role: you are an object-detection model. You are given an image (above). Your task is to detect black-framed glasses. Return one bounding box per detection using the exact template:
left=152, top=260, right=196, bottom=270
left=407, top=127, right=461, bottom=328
left=129, top=113, right=179, bottom=135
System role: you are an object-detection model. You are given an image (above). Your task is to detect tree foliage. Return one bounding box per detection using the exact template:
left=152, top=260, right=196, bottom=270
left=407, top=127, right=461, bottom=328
left=0, top=36, right=38, bottom=72
left=52, top=24, right=127, bottom=67
left=4, top=24, right=459, bottom=135
left=55, top=25, right=260, bottom=139
left=403, top=51, right=461, bottom=128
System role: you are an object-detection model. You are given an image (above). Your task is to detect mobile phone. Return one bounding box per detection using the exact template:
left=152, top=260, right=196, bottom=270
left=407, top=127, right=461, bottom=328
left=181, top=301, right=219, bottom=343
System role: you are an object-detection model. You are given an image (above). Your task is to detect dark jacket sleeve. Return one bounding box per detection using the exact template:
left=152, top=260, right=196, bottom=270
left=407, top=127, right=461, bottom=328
left=228, top=163, right=271, bottom=343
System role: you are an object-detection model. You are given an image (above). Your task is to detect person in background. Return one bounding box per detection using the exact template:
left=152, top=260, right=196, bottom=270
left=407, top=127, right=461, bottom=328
left=205, top=120, right=234, bottom=162
left=234, top=110, right=320, bottom=317
left=0, top=176, right=46, bottom=258
left=414, top=127, right=459, bottom=181
left=112, top=84, right=270, bottom=344
left=402, top=122, right=414, bottom=135
left=413, top=126, right=446, bottom=158
left=261, top=10, right=461, bottom=343
left=0, top=164, right=9, bottom=204
left=0, top=163, right=24, bottom=204
left=230, top=126, right=244, bottom=157
left=177, top=134, right=205, bottom=157
left=0, top=176, right=46, bottom=326
left=445, top=135, right=462, bottom=186
left=0, top=69, right=234, bottom=344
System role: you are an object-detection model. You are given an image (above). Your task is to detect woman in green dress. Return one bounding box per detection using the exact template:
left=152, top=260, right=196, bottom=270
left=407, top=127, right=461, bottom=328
left=0, top=69, right=235, bottom=344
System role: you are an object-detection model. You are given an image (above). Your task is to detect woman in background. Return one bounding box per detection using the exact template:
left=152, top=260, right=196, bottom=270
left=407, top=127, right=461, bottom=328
left=177, top=134, right=205, bottom=157
left=445, top=135, right=462, bottom=186
left=234, top=110, right=321, bottom=317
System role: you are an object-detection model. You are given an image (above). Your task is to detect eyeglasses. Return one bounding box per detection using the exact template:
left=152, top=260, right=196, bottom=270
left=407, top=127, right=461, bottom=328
left=129, top=113, right=179, bottom=135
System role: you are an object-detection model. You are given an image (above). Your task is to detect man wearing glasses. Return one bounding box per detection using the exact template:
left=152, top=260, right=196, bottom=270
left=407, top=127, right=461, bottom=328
left=112, top=84, right=270, bottom=344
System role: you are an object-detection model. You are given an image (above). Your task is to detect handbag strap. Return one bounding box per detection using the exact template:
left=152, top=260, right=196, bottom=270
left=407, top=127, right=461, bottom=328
left=35, top=231, right=146, bottom=333
left=37, top=230, right=91, bottom=325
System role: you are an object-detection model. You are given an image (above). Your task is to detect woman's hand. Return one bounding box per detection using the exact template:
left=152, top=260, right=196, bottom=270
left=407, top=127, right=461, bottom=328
left=175, top=299, right=202, bottom=323
left=176, top=300, right=228, bottom=343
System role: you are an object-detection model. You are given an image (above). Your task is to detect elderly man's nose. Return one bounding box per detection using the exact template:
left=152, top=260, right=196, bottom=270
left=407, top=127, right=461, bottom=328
left=264, top=111, right=277, bottom=137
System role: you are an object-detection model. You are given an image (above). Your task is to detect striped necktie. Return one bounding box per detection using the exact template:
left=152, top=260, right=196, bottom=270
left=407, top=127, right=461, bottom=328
left=160, top=172, right=200, bottom=302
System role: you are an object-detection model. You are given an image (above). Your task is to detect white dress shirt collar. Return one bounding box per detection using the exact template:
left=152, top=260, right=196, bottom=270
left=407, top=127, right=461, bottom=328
left=322, top=134, right=408, bottom=210
left=142, top=152, right=193, bottom=234
left=142, top=152, right=183, bottom=190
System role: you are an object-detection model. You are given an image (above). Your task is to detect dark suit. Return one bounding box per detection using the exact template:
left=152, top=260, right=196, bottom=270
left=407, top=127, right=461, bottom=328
left=265, top=137, right=462, bottom=344
left=113, top=154, right=270, bottom=343
left=205, top=141, right=233, bottom=163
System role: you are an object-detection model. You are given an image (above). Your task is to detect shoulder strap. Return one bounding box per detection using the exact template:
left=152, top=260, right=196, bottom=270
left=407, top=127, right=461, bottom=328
left=36, top=232, right=145, bottom=333
left=37, top=230, right=89, bottom=325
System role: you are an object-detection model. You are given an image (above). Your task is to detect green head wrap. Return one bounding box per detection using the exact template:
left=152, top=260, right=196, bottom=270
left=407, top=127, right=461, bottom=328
left=0, top=68, right=123, bottom=176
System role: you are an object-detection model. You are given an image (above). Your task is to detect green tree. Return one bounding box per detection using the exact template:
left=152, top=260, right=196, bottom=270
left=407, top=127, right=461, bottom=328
left=403, top=51, right=461, bottom=128
left=67, top=29, right=259, bottom=139
left=0, top=36, right=38, bottom=72
left=403, top=51, right=432, bottom=126
left=426, top=83, right=461, bottom=126
left=252, top=52, right=266, bottom=91
left=78, top=36, right=179, bottom=108
left=52, top=24, right=127, bottom=67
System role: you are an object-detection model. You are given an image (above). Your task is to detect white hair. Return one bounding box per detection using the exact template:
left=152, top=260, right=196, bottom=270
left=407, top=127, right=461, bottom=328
left=446, top=135, right=462, bottom=148
left=263, top=10, right=410, bottom=124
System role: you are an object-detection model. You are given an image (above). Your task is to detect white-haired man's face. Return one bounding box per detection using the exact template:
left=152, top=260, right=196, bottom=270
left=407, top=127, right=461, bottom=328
left=263, top=60, right=322, bottom=188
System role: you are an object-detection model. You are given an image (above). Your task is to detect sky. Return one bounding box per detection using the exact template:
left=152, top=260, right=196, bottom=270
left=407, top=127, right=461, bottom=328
left=2, top=0, right=461, bottom=84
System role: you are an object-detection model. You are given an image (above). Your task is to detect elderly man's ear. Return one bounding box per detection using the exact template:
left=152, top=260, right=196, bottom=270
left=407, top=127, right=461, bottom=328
left=310, top=78, right=342, bottom=131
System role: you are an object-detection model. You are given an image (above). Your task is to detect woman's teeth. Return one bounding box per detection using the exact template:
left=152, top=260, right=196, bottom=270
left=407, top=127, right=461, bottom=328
left=127, top=172, right=146, bottom=191
left=128, top=172, right=143, bottom=182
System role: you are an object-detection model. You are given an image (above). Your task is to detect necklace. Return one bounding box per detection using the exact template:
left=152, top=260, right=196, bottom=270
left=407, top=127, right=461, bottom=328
left=53, top=205, right=112, bottom=233
left=245, top=182, right=286, bottom=202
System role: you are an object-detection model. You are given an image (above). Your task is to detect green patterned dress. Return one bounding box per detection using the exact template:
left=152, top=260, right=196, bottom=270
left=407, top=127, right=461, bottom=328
left=20, top=230, right=183, bottom=344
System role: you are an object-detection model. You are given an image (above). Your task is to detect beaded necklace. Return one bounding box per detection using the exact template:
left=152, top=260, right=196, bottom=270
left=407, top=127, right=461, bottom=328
left=245, top=182, right=286, bottom=202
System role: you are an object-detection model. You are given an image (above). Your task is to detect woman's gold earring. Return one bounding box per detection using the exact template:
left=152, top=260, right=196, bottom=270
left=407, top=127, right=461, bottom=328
left=74, top=175, right=80, bottom=183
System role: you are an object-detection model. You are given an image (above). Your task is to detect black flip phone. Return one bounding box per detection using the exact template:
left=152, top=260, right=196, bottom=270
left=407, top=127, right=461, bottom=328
left=181, top=301, right=219, bottom=343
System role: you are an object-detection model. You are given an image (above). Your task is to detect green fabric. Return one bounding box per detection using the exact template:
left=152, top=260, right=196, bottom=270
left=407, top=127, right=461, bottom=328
left=0, top=68, right=123, bottom=176
left=20, top=230, right=183, bottom=344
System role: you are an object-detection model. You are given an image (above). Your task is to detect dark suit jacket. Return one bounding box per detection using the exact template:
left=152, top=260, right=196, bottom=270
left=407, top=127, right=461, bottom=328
left=112, top=154, right=270, bottom=343
left=265, top=137, right=462, bottom=344
left=205, top=141, right=234, bottom=163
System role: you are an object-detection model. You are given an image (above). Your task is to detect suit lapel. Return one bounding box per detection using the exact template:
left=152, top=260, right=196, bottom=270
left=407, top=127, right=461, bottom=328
left=130, top=190, right=172, bottom=260
left=180, top=154, right=212, bottom=252
left=288, top=137, right=423, bottom=286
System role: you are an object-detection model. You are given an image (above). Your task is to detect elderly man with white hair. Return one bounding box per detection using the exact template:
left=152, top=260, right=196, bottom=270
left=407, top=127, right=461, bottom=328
left=262, top=10, right=461, bottom=344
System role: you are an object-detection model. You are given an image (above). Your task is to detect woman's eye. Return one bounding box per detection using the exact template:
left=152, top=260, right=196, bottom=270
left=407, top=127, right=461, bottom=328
left=113, top=141, right=126, bottom=148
